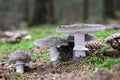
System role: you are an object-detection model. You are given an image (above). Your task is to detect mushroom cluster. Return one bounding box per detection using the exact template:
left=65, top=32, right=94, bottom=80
left=56, top=23, right=105, bottom=60
left=0, top=30, right=32, bottom=43
left=34, top=23, right=105, bottom=66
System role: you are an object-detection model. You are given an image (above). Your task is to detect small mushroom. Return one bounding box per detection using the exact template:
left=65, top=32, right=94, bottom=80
left=9, top=51, right=31, bottom=73
left=34, top=37, right=68, bottom=66
left=56, top=23, right=105, bottom=60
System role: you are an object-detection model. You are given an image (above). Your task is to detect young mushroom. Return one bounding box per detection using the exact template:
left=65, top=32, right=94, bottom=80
left=56, top=23, right=105, bottom=60
left=34, top=37, right=68, bottom=66
left=9, top=51, right=31, bottom=73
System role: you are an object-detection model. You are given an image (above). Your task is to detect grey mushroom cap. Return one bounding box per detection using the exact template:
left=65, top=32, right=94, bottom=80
left=34, top=37, right=68, bottom=47
left=9, top=51, right=31, bottom=64
left=56, top=23, right=105, bottom=34
left=2, top=31, right=16, bottom=38
left=64, top=34, right=97, bottom=42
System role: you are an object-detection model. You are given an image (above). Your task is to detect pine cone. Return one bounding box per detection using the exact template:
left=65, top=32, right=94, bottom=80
left=85, top=41, right=105, bottom=57
left=105, top=33, right=120, bottom=50
left=85, top=41, right=106, bottom=50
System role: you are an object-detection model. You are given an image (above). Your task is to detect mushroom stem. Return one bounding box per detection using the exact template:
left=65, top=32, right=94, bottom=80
left=73, top=33, right=88, bottom=59
left=16, top=61, right=24, bottom=73
left=50, top=47, right=60, bottom=66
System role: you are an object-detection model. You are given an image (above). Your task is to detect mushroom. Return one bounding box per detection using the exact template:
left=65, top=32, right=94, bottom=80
left=1, top=31, right=15, bottom=38
left=56, top=23, right=105, bottom=60
left=1, top=33, right=22, bottom=43
left=34, top=37, right=68, bottom=66
left=9, top=51, right=31, bottom=73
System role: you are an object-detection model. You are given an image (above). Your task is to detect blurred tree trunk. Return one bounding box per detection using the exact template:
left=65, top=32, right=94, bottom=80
left=46, top=0, right=54, bottom=23
left=115, top=0, right=120, bottom=10
left=24, top=0, right=29, bottom=21
left=0, top=0, right=27, bottom=31
left=83, top=0, right=89, bottom=22
left=29, top=0, right=54, bottom=26
left=29, top=0, right=47, bottom=25
left=0, top=0, right=55, bottom=29
left=28, top=0, right=36, bottom=25
left=33, top=0, right=47, bottom=25
left=103, top=0, right=117, bottom=19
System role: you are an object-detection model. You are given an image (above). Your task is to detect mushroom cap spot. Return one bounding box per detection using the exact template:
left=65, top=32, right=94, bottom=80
left=56, top=23, right=105, bottom=34
left=9, top=51, right=31, bottom=64
left=34, top=37, right=67, bottom=47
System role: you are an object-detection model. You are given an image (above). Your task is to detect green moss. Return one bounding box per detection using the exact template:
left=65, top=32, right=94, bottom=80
left=6, top=72, right=25, bottom=80
left=92, top=30, right=120, bottom=41
left=66, top=64, right=77, bottom=70
left=31, top=53, right=50, bottom=61
left=31, top=53, right=42, bottom=60
left=98, top=58, right=120, bottom=70
left=83, top=57, right=104, bottom=65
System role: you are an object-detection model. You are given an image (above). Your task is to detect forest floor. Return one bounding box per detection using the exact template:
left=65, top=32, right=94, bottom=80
left=0, top=23, right=120, bottom=80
